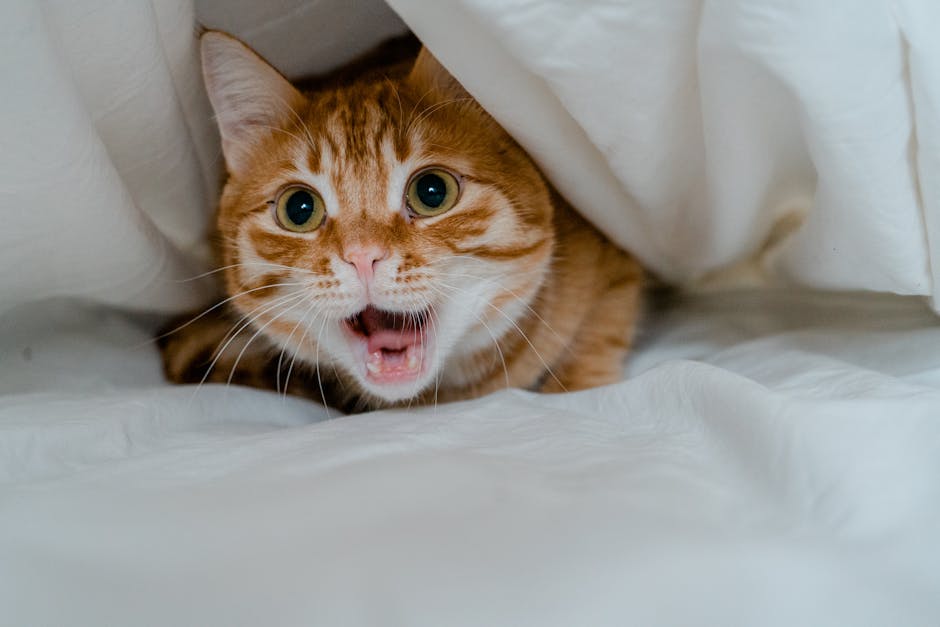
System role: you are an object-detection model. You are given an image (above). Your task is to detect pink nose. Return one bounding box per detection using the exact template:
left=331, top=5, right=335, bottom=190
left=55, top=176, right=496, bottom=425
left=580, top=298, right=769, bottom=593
left=343, top=245, right=387, bottom=283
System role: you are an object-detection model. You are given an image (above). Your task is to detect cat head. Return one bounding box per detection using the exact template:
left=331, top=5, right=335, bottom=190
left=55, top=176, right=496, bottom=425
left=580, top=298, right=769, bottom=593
left=201, top=31, right=554, bottom=403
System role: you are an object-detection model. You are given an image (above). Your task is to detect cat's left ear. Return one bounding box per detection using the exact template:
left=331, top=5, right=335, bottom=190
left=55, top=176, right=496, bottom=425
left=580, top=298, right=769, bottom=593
left=408, top=47, right=470, bottom=100
left=201, top=31, right=305, bottom=176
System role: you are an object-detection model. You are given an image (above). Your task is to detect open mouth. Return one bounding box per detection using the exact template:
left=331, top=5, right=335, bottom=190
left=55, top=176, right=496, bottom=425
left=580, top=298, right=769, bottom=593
left=342, top=305, right=433, bottom=385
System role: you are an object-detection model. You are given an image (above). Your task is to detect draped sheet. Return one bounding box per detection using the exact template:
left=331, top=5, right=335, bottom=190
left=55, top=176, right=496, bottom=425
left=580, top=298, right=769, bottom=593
left=389, top=0, right=940, bottom=305
left=2, top=1, right=939, bottom=625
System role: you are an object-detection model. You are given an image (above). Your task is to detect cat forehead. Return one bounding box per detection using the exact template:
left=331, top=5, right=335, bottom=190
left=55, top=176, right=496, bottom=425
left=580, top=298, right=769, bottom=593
left=283, top=133, right=415, bottom=219
left=300, top=83, right=417, bottom=171
left=267, top=88, right=466, bottom=215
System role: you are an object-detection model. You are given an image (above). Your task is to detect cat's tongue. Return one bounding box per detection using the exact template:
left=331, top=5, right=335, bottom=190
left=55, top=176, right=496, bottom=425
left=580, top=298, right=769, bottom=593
left=365, top=330, right=418, bottom=354
left=353, top=306, right=427, bottom=383
left=358, top=307, right=421, bottom=352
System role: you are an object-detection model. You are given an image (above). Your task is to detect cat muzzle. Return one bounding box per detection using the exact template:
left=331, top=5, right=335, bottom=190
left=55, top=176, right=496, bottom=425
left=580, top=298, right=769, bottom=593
left=342, top=305, right=433, bottom=385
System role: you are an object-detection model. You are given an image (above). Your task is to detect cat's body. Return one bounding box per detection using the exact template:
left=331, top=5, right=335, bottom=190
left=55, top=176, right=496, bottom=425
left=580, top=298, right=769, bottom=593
left=160, top=32, right=642, bottom=413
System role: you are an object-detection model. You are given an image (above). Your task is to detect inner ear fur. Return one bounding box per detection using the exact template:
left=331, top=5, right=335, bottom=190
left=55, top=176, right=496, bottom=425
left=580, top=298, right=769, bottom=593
left=408, top=47, right=470, bottom=101
left=200, top=30, right=305, bottom=176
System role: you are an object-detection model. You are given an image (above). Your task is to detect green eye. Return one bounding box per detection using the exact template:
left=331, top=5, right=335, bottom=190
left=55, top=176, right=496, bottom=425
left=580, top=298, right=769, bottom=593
left=275, top=186, right=325, bottom=232
left=406, top=168, right=460, bottom=217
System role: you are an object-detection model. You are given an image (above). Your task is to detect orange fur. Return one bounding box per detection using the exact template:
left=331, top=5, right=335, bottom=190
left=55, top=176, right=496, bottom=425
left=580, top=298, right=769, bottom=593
left=160, top=32, right=643, bottom=413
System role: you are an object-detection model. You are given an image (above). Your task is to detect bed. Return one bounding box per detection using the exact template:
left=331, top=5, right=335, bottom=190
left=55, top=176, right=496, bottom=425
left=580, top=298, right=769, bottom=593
left=2, top=1, right=939, bottom=624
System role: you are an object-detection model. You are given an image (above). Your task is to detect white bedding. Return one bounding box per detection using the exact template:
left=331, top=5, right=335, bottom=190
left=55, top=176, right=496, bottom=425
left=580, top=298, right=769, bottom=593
left=2, top=1, right=940, bottom=625
left=390, top=0, right=940, bottom=304
left=4, top=292, right=940, bottom=625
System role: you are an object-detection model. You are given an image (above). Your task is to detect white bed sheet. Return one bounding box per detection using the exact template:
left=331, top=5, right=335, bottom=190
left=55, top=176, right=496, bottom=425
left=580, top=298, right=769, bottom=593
left=3, top=1, right=940, bottom=625
left=389, top=0, right=940, bottom=307
left=3, top=291, right=940, bottom=626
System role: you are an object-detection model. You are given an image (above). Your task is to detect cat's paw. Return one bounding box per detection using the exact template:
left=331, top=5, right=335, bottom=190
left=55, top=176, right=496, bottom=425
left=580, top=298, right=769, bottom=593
left=157, top=310, right=273, bottom=387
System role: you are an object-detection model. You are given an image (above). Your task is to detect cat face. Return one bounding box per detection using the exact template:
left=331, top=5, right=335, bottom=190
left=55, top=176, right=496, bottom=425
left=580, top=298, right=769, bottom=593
left=202, top=32, right=554, bottom=403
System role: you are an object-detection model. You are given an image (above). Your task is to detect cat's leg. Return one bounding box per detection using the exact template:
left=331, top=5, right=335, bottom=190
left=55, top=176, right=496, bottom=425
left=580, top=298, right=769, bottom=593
left=161, top=309, right=379, bottom=412
left=158, top=308, right=284, bottom=390
left=159, top=308, right=352, bottom=407
left=539, top=257, right=643, bottom=393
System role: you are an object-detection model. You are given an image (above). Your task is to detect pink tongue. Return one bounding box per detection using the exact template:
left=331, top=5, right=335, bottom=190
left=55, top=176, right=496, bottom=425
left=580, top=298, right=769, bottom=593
left=367, top=329, right=420, bottom=354
left=358, top=306, right=423, bottom=353
left=356, top=308, right=427, bottom=382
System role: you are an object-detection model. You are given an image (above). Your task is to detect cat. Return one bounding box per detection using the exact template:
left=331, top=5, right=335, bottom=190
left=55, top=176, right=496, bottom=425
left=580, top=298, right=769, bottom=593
left=159, top=30, right=643, bottom=413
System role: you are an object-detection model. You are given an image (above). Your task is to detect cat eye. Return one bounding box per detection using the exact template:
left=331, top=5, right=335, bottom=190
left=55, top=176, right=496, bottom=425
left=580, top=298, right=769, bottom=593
left=406, top=168, right=460, bottom=217
left=275, top=186, right=325, bottom=232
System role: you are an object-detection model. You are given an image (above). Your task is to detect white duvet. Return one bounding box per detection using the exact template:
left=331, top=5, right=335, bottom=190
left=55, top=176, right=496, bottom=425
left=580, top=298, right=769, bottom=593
left=2, top=1, right=939, bottom=625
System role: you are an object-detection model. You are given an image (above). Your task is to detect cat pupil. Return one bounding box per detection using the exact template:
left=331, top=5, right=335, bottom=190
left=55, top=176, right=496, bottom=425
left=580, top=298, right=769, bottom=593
left=417, top=173, right=446, bottom=208
left=286, top=190, right=314, bottom=224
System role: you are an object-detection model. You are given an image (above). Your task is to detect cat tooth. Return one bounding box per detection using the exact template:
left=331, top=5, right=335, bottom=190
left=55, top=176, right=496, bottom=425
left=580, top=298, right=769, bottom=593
left=406, top=353, right=418, bottom=370
left=366, top=352, right=384, bottom=374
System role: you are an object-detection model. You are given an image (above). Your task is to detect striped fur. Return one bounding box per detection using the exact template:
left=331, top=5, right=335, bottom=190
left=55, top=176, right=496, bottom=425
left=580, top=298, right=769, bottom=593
left=160, top=32, right=643, bottom=412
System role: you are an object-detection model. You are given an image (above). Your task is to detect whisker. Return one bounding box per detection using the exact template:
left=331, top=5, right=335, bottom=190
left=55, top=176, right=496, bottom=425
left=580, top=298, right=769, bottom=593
left=142, top=281, right=309, bottom=350
left=202, top=287, right=309, bottom=354
left=247, top=123, right=309, bottom=147
left=383, top=74, right=405, bottom=142
left=437, top=269, right=567, bottom=348
left=408, top=97, right=474, bottom=133
left=191, top=291, right=307, bottom=400
left=275, top=298, right=317, bottom=395
left=433, top=280, right=567, bottom=393
left=283, top=300, right=324, bottom=400
left=225, top=295, right=310, bottom=390
left=405, top=87, right=436, bottom=137
left=422, top=282, right=511, bottom=391
left=277, top=303, right=317, bottom=399
left=264, top=90, right=321, bottom=160
left=172, top=260, right=322, bottom=283
left=401, top=256, right=563, bottom=348
left=314, top=312, right=333, bottom=416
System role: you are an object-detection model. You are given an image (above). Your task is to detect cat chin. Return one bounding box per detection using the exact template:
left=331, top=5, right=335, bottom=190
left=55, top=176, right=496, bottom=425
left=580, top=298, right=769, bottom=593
left=346, top=351, right=439, bottom=404
left=348, top=339, right=438, bottom=403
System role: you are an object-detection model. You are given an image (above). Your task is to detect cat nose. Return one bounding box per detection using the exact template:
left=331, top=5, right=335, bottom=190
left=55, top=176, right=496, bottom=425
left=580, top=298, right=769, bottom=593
left=342, top=245, right=387, bottom=283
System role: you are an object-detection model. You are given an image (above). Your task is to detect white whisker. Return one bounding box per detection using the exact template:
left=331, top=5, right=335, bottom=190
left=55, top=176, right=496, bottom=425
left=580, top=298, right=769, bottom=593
left=433, top=280, right=567, bottom=393
left=146, top=281, right=308, bottom=349
left=191, top=291, right=306, bottom=400
left=225, top=295, right=310, bottom=390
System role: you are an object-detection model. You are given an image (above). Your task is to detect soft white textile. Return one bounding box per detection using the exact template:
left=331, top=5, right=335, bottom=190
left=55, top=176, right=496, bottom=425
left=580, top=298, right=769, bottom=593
left=2, top=0, right=940, bottom=625
left=0, top=0, right=214, bottom=315
left=389, top=0, right=940, bottom=307
left=3, top=292, right=940, bottom=626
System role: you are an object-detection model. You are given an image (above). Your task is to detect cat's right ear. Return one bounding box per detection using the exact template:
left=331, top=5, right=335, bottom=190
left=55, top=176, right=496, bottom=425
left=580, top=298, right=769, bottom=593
left=200, top=31, right=304, bottom=176
left=408, top=48, right=469, bottom=101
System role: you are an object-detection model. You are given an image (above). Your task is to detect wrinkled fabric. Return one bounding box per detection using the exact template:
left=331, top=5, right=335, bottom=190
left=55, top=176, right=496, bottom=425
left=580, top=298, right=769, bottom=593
left=2, top=1, right=940, bottom=625
left=389, top=0, right=940, bottom=308
left=0, top=0, right=216, bottom=315
left=3, top=292, right=940, bottom=626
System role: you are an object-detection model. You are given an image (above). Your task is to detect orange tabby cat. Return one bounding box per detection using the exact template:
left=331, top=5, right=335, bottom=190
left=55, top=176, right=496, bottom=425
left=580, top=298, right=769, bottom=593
left=160, top=31, right=643, bottom=412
